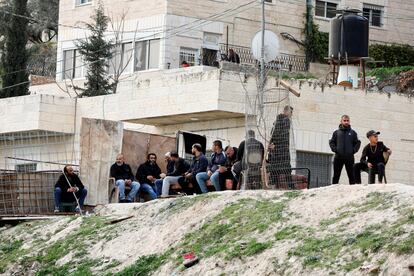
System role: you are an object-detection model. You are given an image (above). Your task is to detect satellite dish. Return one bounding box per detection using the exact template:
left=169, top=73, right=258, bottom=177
left=251, top=30, right=280, bottom=63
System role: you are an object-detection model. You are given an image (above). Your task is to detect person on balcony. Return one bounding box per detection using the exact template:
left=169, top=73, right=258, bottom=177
left=178, top=143, right=208, bottom=195
left=353, top=130, right=391, bottom=184
left=135, top=153, right=161, bottom=200
left=161, top=152, right=189, bottom=197
left=54, top=165, right=87, bottom=213
left=196, top=140, right=227, bottom=193
left=227, top=48, right=240, bottom=64
left=110, top=154, right=140, bottom=203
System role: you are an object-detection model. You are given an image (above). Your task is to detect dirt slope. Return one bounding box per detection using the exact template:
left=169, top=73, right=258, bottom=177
left=1, top=183, right=414, bottom=276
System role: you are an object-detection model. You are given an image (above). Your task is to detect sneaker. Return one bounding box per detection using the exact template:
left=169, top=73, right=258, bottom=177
left=74, top=207, right=82, bottom=213
left=54, top=207, right=60, bottom=213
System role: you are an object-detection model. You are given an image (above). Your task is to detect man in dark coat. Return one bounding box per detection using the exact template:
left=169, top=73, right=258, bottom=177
left=353, top=130, right=392, bottom=184
left=135, top=153, right=161, bottom=200
left=329, top=115, right=361, bottom=184
left=54, top=165, right=87, bottom=213
left=110, top=154, right=140, bottom=202
left=218, top=146, right=238, bottom=190
left=236, top=130, right=265, bottom=189
left=267, top=105, right=293, bottom=188
left=179, top=143, right=208, bottom=194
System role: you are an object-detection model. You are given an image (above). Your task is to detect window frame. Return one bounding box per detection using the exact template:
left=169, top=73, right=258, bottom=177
left=363, top=3, right=384, bottom=27
left=62, top=49, right=85, bottom=80
left=179, top=47, right=199, bottom=67
left=133, top=39, right=160, bottom=72
left=75, top=0, right=92, bottom=7
left=315, top=0, right=338, bottom=19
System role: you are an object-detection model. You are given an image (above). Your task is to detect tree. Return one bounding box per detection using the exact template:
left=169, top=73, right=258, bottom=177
left=0, top=0, right=30, bottom=98
left=76, top=3, right=114, bottom=97
left=26, top=0, right=59, bottom=43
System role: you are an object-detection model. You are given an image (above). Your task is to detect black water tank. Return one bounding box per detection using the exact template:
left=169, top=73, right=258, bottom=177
left=329, top=11, right=369, bottom=59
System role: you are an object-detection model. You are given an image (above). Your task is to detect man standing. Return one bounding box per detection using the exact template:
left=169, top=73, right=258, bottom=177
left=329, top=115, right=361, bottom=184
left=354, top=131, right=391, bottom=184
left=135, top=153, right=161, bottom=200
left=268, top=105, right=293, bottom=187
left=179, top=143, right=208, bottom=194
left=110, top=154, right=140, bottom=203
left=54, top=165, right=87, bottom=213
left=196, top=140, right=226, bottom=193
left=161, top=152, right=189, bottom=197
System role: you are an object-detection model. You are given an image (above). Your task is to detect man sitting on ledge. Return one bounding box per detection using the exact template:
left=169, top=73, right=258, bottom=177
left=54, top=165, right=87, bottom=213
left=353, top=130, right=392, bottom=184
left=161, top=152, right=188, bottom=197
left=110, top=154, right=140, bottom=203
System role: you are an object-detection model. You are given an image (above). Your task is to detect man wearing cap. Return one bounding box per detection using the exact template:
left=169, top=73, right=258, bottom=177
left=329, top=115, right=361, bottom=184
left=353, top=130, right=392, bottom=184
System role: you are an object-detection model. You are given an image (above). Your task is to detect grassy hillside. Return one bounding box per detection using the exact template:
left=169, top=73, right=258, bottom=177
left=1, top=184, right=414, bottom=275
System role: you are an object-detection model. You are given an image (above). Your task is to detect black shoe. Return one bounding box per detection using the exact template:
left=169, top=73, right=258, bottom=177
left=119, top=199, right=127, bottom=203
left=125, top=199, right=132, bottom=203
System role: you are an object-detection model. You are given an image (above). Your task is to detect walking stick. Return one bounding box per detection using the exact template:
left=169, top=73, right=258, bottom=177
left=62, top=168, right=83, bottom=216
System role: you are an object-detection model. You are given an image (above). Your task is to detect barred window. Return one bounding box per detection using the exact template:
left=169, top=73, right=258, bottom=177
left=179, top=47, right=198, bottom=66
left=315, top=1, right=338, bottom=18
left=363, top=4, right=384, bottom=27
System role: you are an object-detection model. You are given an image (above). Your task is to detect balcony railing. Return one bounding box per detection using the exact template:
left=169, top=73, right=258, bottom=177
left=220, top=44, right=307, bottom=72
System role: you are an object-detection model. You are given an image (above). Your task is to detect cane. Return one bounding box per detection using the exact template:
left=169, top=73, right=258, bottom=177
left=62, top=168, right=83, bottom=216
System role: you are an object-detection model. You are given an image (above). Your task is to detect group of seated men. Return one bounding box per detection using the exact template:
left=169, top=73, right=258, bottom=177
left=109, top=140, right=242, bottom=202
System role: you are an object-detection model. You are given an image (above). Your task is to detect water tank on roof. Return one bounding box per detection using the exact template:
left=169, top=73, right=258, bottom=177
left=329, top=10, right=369, bottom=59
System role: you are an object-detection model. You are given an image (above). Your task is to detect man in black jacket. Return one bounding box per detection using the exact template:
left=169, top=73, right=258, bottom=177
left=110, top=154, right=140, bottom=202
left=219, top=146, right=238, bottom=190
left=135, top=153, right=160, bottom=200
left=179, top=143, right=208, bottom=194
left=329, top=115, right=361, bottom=184
left=54, top=165, right=87, bottom=213
left=353, top=130, right=391, bottom=184
left=160, top=152, right=189, bottom=197
left=268, top=105, right=293, bottom=188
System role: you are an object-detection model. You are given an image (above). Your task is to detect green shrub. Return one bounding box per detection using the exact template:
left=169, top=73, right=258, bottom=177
left=369, top=44, right=414, bottom=67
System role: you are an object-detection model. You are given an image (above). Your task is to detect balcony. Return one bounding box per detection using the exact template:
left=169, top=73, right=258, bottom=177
left=0, top=94, right=75, bottom=135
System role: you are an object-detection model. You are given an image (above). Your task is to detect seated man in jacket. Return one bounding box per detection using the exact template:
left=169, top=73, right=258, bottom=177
left=353, top=130, right=392, bottom=184
left=196, top=140, right=227, bottom=192
left=135, top=153, right=160, bottom=200
left=161, top=152, right=189, bottom=197
left=110, top=154, right=140, bottom=203
left=218, top=146, right=238, bottom=190
left=54, top=165, right=87, bottom=213
left=179, top=143, right=208, bottom=194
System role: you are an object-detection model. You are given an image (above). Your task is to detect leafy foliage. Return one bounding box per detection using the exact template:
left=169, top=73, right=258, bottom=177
left=369, top=44, right=414, bottom=68
left=76, top=3, right=114, bottom=97
left=0, top=0, right=30, bottom=98
left=304, top=19, right=329, bottom=63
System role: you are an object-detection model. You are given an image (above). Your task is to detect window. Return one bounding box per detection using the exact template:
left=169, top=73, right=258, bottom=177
left=63, top=49, right=84, bottom=79
left=179, top=48, right=198, bottom=66
left=296, top=151, right=333, bottom=188
left=76, top=0, right=91, bottom=5
left=109, top=42, right=133, bottom=75
left=315, top=1, right=338, bottom=18
left=15, top=163, right=37, bottom=173
left=363, top=4, right=383, bottom=27
left=134, top=39, right=160, bottom=71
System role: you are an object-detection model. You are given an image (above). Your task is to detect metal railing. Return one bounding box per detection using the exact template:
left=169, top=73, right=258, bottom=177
left=220, top=44, right=307, bottom=72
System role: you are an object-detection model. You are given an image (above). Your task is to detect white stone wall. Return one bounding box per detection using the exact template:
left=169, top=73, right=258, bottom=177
left=289, top=82, right=414, bottom=185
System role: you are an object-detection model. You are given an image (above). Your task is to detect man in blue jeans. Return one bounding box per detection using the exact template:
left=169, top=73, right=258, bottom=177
left=196, top=140, right=226, bottom=193
left=135, top=153, right=160, bottom=200
left=54, top=165, right=87, bottom=213
left=110, top=154, right=140, bottom=203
